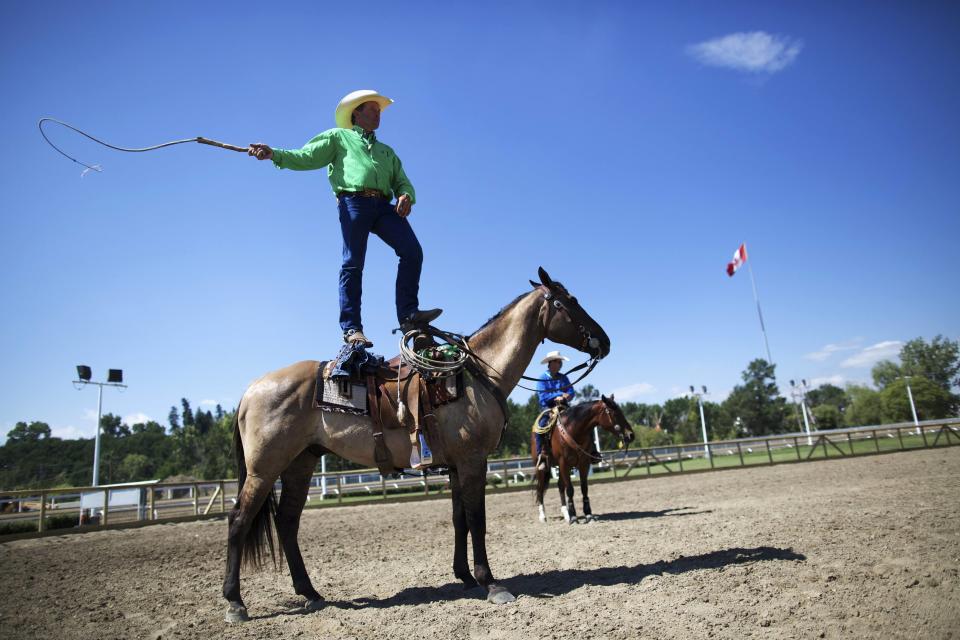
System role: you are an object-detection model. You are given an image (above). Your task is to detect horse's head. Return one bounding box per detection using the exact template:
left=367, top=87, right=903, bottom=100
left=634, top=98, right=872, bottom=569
left=597, top=394, right=635, bottom=446
left=530, top=267, right=610, bottom=360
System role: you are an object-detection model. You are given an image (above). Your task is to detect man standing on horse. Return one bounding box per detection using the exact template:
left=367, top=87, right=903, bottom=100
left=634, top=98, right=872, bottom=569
left=248, top=89, right=441, bottom=348
left=533, top=350, right=575, bottom=471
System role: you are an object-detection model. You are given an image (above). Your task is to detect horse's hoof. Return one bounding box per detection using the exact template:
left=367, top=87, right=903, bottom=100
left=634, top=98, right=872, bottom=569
left=487, top=586, right=516, bottom=605
left=224, top=604, right=249, bottom=623
left=303, top=597, right=325, bottom=612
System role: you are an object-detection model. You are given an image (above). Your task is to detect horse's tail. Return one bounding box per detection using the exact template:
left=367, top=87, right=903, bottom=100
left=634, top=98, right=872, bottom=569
left=233, top=411, right=282, bottom=570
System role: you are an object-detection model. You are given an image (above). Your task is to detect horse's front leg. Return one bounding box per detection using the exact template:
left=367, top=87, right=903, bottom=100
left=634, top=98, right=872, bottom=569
left=557, top=460, right=576, bottom=524
left=449, top=466, right=479, bottom=589
left=578, top=460, right=593, bottom=522
left=458, top=457, right=515, bottom=604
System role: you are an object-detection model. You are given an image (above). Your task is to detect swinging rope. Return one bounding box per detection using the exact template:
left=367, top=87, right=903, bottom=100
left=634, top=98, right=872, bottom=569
left=38, top=118, right=249, bottom=175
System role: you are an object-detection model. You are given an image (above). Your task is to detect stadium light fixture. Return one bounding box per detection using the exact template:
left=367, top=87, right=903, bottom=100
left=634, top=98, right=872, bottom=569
left=73, top=365, right=128, bottom=486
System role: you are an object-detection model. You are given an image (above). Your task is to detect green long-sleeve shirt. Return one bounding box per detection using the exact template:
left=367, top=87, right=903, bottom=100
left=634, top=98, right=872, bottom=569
left=271, top=126, right=416, bottom=203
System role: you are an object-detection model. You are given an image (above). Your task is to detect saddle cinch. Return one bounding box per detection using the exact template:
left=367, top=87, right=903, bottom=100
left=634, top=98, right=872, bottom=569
left=314, top=348, right=464, bottom=476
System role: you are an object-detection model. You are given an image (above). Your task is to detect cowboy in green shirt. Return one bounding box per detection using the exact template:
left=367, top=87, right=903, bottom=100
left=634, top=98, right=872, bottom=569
left=249, top=90, right=440, bottom=348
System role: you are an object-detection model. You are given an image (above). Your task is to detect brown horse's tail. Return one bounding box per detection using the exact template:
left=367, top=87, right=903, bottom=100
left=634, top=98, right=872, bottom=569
left=233, top=412, right=282, bottom=570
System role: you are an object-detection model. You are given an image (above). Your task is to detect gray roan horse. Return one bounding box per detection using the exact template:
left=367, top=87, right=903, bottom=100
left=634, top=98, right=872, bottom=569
left=222, top=267, right=610, bottom=622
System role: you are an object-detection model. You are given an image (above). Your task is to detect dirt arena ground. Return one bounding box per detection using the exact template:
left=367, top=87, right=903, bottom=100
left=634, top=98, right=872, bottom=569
left=1, top=447, right=957, bottom=640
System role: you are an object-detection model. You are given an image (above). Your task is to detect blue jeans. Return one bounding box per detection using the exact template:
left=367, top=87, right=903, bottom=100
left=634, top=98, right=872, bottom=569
left=338, top=195, right=423, bottom=332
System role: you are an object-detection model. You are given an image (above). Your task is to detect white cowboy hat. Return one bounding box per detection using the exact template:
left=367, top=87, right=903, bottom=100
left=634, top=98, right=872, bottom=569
left=335, top=89, right=394, bottom=129
left=540, top=350, right=570, bottom=365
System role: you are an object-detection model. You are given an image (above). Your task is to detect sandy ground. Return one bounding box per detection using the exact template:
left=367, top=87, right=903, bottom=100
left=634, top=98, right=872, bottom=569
left=1, top=447, right=957, bottom=640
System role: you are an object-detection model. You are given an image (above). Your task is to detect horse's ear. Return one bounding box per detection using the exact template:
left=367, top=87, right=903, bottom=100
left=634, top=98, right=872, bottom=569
left=538, top=266, right=554, bottom=287
left=609, top=393, right=615, bottom=401
left=601, top=394, right=608, bottom=402
left=529, top=280, right=540, bottom=289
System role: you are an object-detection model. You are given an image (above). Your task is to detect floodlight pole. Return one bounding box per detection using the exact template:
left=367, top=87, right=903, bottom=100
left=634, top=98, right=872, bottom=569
left=691, top=386, right=710, bottom=460
left=74, top=377, right=127, bottom=486
left=903, top=376, right=920, bottom=435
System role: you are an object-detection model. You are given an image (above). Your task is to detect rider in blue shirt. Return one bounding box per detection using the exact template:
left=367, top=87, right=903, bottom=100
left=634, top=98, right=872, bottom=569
left=534, top=351, right=574, bottom=470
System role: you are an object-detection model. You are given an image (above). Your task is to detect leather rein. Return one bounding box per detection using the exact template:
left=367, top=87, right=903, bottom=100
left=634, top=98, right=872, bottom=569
left=421, top=285, right=603, bottom=394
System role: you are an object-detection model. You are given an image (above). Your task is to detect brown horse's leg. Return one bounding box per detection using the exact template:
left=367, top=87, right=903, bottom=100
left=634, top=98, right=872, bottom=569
left=560, top=460, right=577, bottom=523
left=457, top=457, right=515, bottom=604
left=555, top=460, right=568, bottom=523
left=532, top=433, right=549, bottom=523
left=223, top=474, right=278, bottom=622
left=449, top=466, right=479, bottom=589
left=578, top=461, right=593, bottom=521
left=277, top=450, right=324, bottom=610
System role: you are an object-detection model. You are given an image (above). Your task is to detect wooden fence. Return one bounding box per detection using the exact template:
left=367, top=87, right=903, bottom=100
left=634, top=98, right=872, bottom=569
left=1, top=418, right=957, bottom=542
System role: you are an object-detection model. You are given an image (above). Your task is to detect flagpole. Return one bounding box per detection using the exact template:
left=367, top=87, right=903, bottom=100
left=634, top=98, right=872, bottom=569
left=746, top=259, right=773, bottom=365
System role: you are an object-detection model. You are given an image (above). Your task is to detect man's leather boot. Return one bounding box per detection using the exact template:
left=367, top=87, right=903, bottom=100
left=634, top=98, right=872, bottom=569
left=343, top=328, right=373, bottom=348
left=401, top=308, right=443, bottom=331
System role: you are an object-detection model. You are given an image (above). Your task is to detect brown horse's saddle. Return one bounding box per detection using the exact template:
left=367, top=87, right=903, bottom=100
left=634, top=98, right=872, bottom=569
left=314, top=357, right=464, bottom=475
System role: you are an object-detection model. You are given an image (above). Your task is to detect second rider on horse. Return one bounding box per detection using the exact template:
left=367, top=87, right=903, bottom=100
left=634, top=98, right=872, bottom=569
left=533, top=350, right=575, bottom=471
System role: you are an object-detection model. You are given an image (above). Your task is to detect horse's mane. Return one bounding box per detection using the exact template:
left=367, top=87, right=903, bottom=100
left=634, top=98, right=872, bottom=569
left=563, top=401, right=598, bottom=424
left=471, top=279, right=570, bottom=337
left=472, top=291, right=530, bottom=335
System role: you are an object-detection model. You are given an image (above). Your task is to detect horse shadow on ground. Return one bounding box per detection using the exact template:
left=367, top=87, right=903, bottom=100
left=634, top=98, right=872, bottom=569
left=595, top=506, right=712, bottom=521
left=314, top=545, right=805, bottom=611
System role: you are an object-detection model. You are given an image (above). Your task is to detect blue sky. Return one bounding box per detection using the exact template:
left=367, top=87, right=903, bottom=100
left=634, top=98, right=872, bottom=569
left=2, top=1, right=958, bottom=439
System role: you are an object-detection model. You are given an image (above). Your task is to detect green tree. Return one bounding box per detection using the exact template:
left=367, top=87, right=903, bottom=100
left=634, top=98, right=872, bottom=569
left=812, top=404, right=842, bottom=429
left=180, top=399, right=195, bottom=427
left=117, top=453, right=152, bottom=482
left=721, top=359, right=788, bottom=436
left=880, top=377, right=954, bottom=423
left=844, top=385, right=883, bottom=427
left=871, top=360, right=902, bottom=389
left=899, top=335, right=960, bottom=392
left=167, top=406, right=180, bottom=431
left=5, top=421, right=52, bottom=444
left=575, top=384, right=600, bottom=402
left=806, top=384, right=847, bottom=413
left=500, top=394, right=541, bottom=457
left=100, top=413, right=130, bottom=438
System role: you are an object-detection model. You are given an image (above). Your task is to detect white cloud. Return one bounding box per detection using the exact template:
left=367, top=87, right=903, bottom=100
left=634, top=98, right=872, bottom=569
left=51, top=424, right=91, bottom=439
left=123, top=412, right=152, bottom=426
left=609, top=382, right=656, bottom=401
left=841, top=341, right=902, bottom=369
left=199, top=399, right=219, bottom=407
left=687, top=31, right=803, bottom=73
left=807, top=375, right=847, bottom=388
left=804, top=340, right=861, bottom=362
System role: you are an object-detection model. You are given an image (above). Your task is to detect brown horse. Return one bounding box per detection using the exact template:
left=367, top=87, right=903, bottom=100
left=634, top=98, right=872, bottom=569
left=533, top=395, right=634, bottom=524
left=222, top=267, right=609, bottom=622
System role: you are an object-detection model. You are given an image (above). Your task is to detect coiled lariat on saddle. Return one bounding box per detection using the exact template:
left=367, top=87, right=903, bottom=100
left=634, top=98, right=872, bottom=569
left=532, top=406, right=562, bottom=435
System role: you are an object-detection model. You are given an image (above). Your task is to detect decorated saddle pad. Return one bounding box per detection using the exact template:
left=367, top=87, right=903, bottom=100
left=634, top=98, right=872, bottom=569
left=314, top=361, right=369, bottom=415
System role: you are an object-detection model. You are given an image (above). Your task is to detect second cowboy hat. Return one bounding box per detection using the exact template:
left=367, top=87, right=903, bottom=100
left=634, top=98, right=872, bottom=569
left=540, top=350, right=570, bottom=365
left=335, top=89, right=394, bottom=130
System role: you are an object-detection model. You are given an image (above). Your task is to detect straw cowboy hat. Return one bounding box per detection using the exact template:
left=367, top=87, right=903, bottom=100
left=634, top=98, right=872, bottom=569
left=540, top=350, right=570, bottom=365
left=335, top=89, right=394, bottom=129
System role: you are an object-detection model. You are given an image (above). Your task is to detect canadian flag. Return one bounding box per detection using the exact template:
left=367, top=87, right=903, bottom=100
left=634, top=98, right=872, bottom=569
left=726, top=243, right=748, bottom=277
